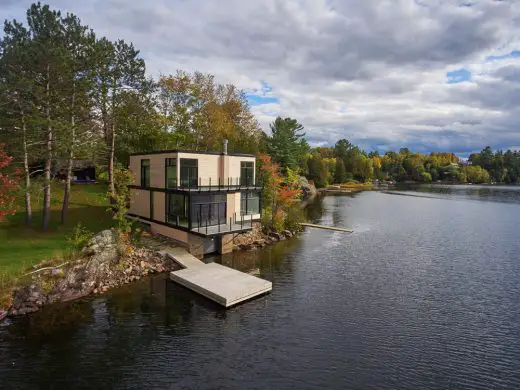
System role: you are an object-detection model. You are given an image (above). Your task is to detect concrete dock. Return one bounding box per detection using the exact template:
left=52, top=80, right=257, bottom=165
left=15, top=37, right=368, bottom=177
left=164, top=248, right=272, bottom=308
left=300, top=223, right=354, bottom=233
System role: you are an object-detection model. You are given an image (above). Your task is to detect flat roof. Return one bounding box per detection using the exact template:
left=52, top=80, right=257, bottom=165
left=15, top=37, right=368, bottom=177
left=129, top=149, right=255, bottom=158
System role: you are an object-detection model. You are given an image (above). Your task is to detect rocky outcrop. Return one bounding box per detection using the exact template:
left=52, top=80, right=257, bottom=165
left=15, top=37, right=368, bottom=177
left=9, top=285, right=48, bottom=316
left=299, top=176, right=318, bottom=206
left=5, top=230, right=181, bottom=320
left=231, top=222, right=299, bottom=252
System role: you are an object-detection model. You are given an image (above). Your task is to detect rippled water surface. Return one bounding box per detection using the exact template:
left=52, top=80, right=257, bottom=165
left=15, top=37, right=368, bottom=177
left=2, top=186, right=520, bottom=389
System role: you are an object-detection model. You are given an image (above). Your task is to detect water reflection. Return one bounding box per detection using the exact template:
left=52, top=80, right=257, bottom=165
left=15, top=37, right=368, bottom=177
left=393, top=184, right=520, bottom=205
left=2, top=187, right=520, bottom=389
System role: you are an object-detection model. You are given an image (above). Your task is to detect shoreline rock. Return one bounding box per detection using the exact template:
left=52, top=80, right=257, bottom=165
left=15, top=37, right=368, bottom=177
left=1, top=230, right=181, bottom=323
left=299, top=176, right=318, bottom=207
left=232, top=223, right=299, bottom=253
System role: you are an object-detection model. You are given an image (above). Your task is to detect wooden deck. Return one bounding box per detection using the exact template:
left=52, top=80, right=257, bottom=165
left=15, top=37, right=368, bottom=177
left=165, top=248, right=272, bottom=307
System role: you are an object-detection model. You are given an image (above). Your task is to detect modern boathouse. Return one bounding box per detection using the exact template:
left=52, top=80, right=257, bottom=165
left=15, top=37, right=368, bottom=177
left=127, top=142, right=262, bottom=257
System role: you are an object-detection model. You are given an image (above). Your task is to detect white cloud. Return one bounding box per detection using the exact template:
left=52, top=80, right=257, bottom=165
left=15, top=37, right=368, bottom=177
left=2, top=0, right=520, bottom=154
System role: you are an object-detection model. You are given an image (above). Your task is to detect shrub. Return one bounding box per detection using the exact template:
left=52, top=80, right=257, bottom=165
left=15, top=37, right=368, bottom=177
left=284, top=206, right=305, bottom=233
left=111, top=167, right=134, bottom=234
left=66, top=223, right=94, bottom=250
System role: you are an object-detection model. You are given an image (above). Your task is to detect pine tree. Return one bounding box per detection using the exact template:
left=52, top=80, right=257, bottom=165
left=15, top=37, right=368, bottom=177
left=91, top=38, right=146, bottom=197
left=0, top=19, right=35, bottom=226
left=334, top=158, right=347, bottom=184
left=266, top=117, right=309, bottom=171
left=26, top=3, right=69, bottom=229
left=59, top=13, right=96, bottom=224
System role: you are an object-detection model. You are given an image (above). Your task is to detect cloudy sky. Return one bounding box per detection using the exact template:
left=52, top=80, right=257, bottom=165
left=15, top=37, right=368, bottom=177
left=2, top=0, right=520, bottom=155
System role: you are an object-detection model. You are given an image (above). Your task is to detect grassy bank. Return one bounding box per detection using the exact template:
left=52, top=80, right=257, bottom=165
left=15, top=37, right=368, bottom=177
left=0, top=183, right=113, bottom=279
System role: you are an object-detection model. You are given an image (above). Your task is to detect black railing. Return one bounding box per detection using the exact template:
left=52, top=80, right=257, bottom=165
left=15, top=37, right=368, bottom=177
left=173, top=177, right=260, bottom=191
left=191, top=208, right=257, bottom=235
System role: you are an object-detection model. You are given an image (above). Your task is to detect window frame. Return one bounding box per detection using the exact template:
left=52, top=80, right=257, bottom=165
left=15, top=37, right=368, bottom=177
left=165, top=158, right=177, bottom=189
left=240, top=191, right=260, bottom=216
left=166, top=193, right=189, bottom=228
left=180, top=158, right=198, bottom=188
left=140, top=159, right=150, bottom=188
left=240, top=161, right=254, bottom=186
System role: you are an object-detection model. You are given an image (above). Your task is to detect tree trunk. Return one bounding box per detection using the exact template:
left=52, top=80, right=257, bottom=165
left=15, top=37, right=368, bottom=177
left=22, top=109, right=32, bottom=226
left=108, top=80, right=116, bottom=199
left=61, top=81, right=75, bottom=225
left=108, top=122, right=116, bottom=198
left=42, top=64, right=52, bottom=230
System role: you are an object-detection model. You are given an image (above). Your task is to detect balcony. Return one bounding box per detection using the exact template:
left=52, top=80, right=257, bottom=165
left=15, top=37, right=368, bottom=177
left=191, top=212, right=260, bottom=237
left=170, top=177, right=261, bottom=192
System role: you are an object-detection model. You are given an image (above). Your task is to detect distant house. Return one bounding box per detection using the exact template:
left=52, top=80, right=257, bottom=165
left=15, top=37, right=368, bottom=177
left=54, top=160, right=96, bottom=183
left=127, top=141, right=262, bottom=257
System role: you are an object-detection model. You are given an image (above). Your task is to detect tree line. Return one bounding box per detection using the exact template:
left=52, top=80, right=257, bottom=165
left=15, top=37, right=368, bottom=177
left=0, top=3, right=264, bottom=229
left=262, top=118, right=520, bottom=188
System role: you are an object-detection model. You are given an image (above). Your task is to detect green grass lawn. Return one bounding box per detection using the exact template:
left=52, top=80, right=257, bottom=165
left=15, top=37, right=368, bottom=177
left=0, top=183, right=114, bottom=277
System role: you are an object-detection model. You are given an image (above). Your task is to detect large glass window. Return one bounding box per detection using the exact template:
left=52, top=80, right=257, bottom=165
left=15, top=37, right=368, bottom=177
left=140, top=159, right=150, bottom=188
left=165, top=158, right=177, bottom=188
left=240, top=161, right=254, bottom=186
left=180, top=159, right=198, bottom=188
left=166, top=194, right=189, bottom=227
left=241, top=191, right=260, bottom=215
left=191, top=194, right=226, bottom=227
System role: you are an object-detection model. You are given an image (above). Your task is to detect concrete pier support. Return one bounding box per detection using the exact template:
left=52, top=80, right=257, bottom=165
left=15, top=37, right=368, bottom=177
left=218, top=234, right=234, bottom=254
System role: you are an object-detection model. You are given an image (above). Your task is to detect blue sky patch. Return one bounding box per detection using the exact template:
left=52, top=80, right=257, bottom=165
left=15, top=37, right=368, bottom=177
left=246, top=95, right=280, bottom=105
left=246, top=80, right=279, bottom=106
left=486, top=50, right=520, bottom=62
left=446, top=68, right=471, bottom=84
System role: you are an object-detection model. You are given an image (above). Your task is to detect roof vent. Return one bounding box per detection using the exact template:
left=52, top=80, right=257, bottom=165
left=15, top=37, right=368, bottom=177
left=223, top=139, right=228, bottom=155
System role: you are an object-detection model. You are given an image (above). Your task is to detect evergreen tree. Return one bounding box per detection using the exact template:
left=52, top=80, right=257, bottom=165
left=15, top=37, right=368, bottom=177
left=266, top=117, right=309, bottom=171
left=334, top=158, right=347, bottom=184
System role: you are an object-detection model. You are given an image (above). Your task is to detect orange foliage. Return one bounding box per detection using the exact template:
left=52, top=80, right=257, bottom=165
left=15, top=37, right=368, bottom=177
left=0, top=144, right=20, bottom=221
left=256, top=153, right=302, bottom=229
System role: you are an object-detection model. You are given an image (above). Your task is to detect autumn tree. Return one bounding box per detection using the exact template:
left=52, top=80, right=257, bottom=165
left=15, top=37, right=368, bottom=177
left=157, top=71, right=263, bottom=154
left=257, top=153, right=301, bottom=232
left=307, top=154, right=329, bottom=188
left=0, top=144, right=20, bottom=221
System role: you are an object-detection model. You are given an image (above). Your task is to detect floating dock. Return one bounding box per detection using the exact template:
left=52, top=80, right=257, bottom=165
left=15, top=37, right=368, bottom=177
left=163, top=247, right=272, bottom=308
left=300, top=223, right=354, bottom=233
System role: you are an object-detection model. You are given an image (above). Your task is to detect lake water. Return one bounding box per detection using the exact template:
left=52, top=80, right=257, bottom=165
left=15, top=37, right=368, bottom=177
left=2, top=185, right=520, bottom=389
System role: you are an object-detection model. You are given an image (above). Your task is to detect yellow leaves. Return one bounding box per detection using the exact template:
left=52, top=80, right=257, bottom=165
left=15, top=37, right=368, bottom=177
left=157, top=71, right=262, bottom=152
left=371, top=156, right=382, bottom=169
